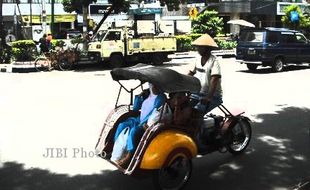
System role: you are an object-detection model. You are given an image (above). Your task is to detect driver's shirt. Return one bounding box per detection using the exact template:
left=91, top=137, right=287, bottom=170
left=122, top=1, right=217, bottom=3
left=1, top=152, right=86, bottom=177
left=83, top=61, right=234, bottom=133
left=193, top=54, right=222, bottom=97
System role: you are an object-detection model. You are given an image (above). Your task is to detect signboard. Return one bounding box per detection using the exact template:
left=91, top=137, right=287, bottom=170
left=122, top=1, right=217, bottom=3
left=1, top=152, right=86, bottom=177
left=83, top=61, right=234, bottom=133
left=22, top=15, right=76, bottom=24
left=290, top=11, right=299, bottom=23
left=189, top=7, right=198, bottom=19
left=137, top=20, right=155, bottom=34
left=89, top=4, right=113, bottom=15
left=128, top=8, right=162, bottom=15
left=5, top=34, right=16, bottom=46
left=277, top=2, right=309, bottom=15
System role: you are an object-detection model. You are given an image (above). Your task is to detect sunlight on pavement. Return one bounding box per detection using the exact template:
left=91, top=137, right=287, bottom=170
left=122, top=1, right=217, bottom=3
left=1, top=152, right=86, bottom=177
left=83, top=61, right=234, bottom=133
left=257, top=135, right=290, bottom=150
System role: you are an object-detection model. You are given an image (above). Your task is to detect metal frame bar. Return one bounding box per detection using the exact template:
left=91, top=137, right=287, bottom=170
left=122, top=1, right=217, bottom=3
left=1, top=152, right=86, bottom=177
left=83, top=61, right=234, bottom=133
left=115, top=81, right=144, bottom=108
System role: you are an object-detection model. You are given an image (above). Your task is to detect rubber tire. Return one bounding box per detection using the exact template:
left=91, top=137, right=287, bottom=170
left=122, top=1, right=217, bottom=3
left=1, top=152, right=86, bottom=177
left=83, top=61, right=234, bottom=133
left=272, top=58, right=284, bottom=72
left=152, top=53, right=165, bottom=66
left=152, top=153, right=192, bottom=190
left=34, top=57, right=50, bottom=72
left=227, top=119, right=252, bottom=155
left=247, top=64, right=258, bottom=71
left=110, top=54, right=124, bottom=68
left=58, top=59, right=72, bottom=71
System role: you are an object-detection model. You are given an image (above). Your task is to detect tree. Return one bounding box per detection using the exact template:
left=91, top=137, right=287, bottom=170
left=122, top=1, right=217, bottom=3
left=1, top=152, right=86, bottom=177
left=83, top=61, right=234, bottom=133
left=63, top=0, right=97, bottom=33
left=191, top=10, right=223, bottom=37
left=281, top=4, right=310, bottom=30
left=159, top=0, right=186, bottom=11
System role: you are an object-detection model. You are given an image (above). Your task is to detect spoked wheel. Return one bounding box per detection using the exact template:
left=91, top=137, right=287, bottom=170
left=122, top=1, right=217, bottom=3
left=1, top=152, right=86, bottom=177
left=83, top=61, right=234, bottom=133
left=153, top=154, right=192, bottom=190
left=58, top=59, right=72, bottom=71
left=227, top=119, right=252, bottom=155
left=34, top=57, right=50, bottom=72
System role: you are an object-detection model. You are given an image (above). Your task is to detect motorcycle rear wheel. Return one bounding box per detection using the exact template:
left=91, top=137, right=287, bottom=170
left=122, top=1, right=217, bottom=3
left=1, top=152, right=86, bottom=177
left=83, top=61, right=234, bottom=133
left=227, top=118, right=252, bottom=155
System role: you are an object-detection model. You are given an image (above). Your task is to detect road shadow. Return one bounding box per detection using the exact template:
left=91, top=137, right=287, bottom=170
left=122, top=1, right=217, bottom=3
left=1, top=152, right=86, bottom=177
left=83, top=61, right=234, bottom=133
left=1, top=107, right=309, bottom=190
left=188, top=106, right=310, bottom=190
left=0, top=162, right=152, bottom=190
left=73, top=63, right=111, bottom=73
left=238, top=65, right=310, bottom=74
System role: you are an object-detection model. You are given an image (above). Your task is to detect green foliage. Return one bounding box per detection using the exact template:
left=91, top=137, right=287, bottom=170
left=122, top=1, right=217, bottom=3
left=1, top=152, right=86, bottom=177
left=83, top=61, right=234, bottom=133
left=176, top=34, right=236, bottom=52
left=176, top=35, right=193, bottom=52
left=107, top=0, right=131, bottom=13
left=10, top=40, right=68, bottom=61
left=281, top=4, right=310, bottom=30
left=70, top=37, right=84, bottom=45
left=176, top=34, right=202, bottom=52
left=63, top=0, right=97, bottom=14
left=191, top=10, right=224, bottom=37
left=11, top=40, right=36, bottom=61
left=215, top=40, right=237, bottom=50
left=0, top=46, right=12, bottom=64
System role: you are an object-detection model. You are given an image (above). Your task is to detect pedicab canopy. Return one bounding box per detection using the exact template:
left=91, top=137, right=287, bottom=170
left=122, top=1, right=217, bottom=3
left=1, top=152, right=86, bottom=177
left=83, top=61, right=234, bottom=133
left=110, top=64, right=201, bottom=93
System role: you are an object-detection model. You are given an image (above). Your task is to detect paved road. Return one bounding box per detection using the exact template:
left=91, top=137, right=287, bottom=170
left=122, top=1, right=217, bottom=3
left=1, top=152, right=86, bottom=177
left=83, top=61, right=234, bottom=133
left=0, top=58, right=309, bottom=190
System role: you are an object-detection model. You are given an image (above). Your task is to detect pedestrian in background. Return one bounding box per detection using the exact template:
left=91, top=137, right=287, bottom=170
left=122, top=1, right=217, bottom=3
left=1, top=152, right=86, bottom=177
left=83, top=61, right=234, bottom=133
left=46, top=33, right=53, bottom=51
left=39, top=34, right=48, bottom=53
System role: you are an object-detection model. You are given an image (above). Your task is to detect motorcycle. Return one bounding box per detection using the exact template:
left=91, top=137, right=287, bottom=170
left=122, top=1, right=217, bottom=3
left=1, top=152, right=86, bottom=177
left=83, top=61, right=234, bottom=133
left=95, top=64, right=252, bottom=190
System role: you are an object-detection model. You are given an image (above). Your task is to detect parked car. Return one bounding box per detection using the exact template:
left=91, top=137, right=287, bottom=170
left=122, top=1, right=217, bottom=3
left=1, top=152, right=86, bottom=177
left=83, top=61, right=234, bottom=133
left=236, top=27, right=310, bottom=72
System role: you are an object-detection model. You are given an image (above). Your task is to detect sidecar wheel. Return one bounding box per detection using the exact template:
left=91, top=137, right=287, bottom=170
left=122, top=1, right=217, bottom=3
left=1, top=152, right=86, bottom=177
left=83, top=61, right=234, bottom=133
left=227, top=119, right=252, bottom=155
left=153, top=153, right=192, bottom=190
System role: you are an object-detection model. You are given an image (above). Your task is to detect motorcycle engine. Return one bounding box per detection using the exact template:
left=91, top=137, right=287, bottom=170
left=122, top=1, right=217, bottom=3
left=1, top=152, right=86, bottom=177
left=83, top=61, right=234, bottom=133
left=200, top=115, right=224, bottom=144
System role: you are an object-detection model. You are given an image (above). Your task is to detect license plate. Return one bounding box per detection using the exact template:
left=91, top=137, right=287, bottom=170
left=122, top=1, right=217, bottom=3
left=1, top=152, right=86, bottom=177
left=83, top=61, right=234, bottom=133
left=247, top=49, right=256, bottom=55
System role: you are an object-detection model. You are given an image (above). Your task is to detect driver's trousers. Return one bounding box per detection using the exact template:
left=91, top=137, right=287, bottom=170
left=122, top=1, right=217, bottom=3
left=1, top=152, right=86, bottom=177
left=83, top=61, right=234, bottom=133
left=190, top=93, right=223, bottom=114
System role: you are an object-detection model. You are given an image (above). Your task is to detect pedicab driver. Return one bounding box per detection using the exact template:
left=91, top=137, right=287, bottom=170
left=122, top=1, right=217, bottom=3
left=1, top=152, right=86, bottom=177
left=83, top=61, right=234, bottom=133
left=189, top=34, right=223, bottom=114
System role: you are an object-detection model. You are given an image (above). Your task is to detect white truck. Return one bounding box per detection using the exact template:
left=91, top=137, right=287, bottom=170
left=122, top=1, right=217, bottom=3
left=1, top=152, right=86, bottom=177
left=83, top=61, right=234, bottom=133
left=87, top=27, right=177, bottom=68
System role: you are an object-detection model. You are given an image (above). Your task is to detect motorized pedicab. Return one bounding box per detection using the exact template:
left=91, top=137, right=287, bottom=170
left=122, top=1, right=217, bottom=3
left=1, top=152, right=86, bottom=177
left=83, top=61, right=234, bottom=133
left=95, top=64, right=252, bottom=190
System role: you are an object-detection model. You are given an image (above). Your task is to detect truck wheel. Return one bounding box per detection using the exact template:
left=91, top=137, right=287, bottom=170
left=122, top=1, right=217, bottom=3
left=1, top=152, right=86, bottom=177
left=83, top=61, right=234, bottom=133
left=247, top=64, right=258, bottom=71
left=272, top=58, right=284, bottom=72
left=110, top=54, right=124, bottom=68
left=152, top=53, right=164, bottom=66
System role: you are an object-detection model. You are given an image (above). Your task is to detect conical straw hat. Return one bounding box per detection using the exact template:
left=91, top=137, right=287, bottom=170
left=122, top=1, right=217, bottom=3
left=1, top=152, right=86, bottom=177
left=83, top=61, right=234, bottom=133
left=192, top=34, right=218, bottom=47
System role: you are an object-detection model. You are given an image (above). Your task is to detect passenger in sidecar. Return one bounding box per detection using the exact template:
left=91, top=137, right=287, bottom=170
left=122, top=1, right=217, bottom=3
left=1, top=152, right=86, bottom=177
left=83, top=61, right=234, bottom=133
left=112, top=83, right=166, bottom=166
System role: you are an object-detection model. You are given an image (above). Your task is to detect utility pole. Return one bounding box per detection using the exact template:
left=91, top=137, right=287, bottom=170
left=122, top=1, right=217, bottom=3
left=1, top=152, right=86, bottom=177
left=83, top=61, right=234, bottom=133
left=0, top=0, right=5, bottom=50
left=29, top=0, right=33, bottom=39
left=82, top=5, right=88, bottom=51
left=51, top=0, right=55, bottom=34
left=14, top=6, right=17, bottom=38
left=42, top=0, right=47, bottom=34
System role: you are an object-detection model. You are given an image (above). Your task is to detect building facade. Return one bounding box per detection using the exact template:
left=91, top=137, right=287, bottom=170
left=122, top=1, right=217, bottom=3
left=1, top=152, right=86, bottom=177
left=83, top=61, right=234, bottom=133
left=1, top=0, right=309, bottom=40
left=206, top=0, right=309, bottom=34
